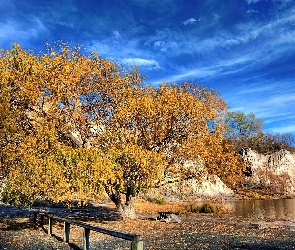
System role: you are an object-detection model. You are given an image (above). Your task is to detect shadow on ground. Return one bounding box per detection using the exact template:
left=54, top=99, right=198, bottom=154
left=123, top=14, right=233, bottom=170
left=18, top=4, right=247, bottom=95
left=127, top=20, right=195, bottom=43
left=0, top=204, right=123, bottom=250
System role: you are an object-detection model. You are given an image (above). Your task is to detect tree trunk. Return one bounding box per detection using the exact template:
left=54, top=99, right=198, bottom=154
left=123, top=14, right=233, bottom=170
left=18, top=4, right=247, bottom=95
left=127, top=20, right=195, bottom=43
left=116, top=196, right=136, bottom=220
left=105, top=186, right=137, bottom=220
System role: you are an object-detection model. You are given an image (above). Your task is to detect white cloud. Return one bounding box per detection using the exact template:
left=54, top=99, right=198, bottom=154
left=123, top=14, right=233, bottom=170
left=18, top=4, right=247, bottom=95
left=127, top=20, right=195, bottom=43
left=228, top=107, right=246, bottom=112
left=112, top=30, right=122, bottom=40
left=0, top=17, right=47, bottom=45
left=237, top=84, right=275, bottom=95
left=183, top=18, right=198, bottom=25
left=264, top=113, right=295, bottom=124
left=212, top=13, right=219, bottom=21
left=266, top=124, right=295, bottom=133
left=272, top=29, right=295, bottom=45
left=152, top=54, right=254, bottom=84
left=166, top=68, right=218, bottom=82
left=88, top=36, right=146, bottom=60
left=154, top=41, right=167, bottom=51
left=148, top=7, right=295, bottom=60
left=263, top=94, right=295, bottom=107
left=153, top=40, right=178, bottom=52
left=224, top=78, right=295, bottom=135
left=121, top=58, right=160, bottom=69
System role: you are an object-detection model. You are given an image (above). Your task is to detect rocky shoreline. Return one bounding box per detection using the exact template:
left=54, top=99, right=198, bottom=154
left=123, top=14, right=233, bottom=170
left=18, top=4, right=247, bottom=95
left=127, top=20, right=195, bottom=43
left=1, top=203, right=295, bottom=249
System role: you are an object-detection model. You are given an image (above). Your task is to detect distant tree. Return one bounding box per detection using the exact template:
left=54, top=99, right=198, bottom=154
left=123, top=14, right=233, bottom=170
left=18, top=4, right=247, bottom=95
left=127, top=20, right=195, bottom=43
left=224, top=112, right=294, bottom=154
left=248, top=132, right=295, bottom=154
left=225, top=111, right=263, bottom=139
left=0, top=43, right=245, bottom=219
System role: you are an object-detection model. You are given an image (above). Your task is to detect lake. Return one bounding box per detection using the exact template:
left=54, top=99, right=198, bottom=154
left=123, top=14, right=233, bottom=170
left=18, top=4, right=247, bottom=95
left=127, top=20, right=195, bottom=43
left=230, top=198, right=295, bottom=221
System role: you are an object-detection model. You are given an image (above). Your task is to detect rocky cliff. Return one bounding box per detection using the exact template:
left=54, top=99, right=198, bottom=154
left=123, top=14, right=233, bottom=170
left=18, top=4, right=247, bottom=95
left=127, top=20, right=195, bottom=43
left=148, top=149, right=295, bottom=200
left=241, top=149, right=295, bottom=194
left=147, top=160, right=234, bottom=200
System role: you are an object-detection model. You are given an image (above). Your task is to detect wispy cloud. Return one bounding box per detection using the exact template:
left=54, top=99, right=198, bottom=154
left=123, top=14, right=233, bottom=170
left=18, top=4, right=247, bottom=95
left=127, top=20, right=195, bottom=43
left=237, top=84, right=276, bottom=95
left=150, top=7, right=295, bottom=57
left=0, top=17, right=48, bottom=46
left=152, top=54, right=253, bottom=84
left=153, top=40, right=178, bottom=52
left=157, top=68, right=218, bottom=84
left=87, top=32, right=147, bottom=59
left=224, top=77, right=295, bottom=134
left=262, top=94, right=295, bottom=107
left=264, top=113, right=295, bottom=124
left=183, top=17, right=201, bottom=25
left=121, top=58, right=160, bottom=69
left=266, top=124, right=295, bottom=133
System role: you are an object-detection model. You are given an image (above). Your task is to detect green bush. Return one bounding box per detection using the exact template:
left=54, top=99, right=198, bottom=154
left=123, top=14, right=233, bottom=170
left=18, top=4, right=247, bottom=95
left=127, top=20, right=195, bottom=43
left=146, top=197, right=166, bottom=205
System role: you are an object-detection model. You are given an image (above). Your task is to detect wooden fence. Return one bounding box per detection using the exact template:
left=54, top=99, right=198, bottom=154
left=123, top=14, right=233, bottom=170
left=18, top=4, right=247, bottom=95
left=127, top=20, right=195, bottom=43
left=33, top=212, right=143, bottom=250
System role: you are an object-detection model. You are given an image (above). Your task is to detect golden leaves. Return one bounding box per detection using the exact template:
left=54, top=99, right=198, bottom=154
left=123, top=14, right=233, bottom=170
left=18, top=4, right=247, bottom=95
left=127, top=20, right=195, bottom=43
left=0, top=43, right=244, bottom=208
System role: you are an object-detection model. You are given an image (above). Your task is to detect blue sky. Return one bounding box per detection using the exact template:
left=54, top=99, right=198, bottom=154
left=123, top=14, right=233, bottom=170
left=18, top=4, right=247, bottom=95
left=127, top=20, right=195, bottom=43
left=1, top=0, right=295, bottom=134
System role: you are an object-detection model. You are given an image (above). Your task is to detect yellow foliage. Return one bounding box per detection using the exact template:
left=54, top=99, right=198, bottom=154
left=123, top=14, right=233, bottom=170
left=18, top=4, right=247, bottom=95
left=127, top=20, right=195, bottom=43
left=0, top=43, right=245, bottom=211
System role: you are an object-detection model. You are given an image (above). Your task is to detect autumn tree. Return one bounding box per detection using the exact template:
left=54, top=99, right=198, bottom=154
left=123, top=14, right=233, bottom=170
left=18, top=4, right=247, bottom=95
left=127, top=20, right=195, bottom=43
left=108, top=83, right=246, bottom=187
left=0, top=43, right=245, bottom=219
left=0, top=42, right=149, bottom=216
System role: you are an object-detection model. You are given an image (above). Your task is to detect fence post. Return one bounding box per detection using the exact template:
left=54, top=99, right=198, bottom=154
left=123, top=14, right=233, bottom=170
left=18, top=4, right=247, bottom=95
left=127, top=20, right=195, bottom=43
left=33, top=212, right=37, bottom=224
left=83, top=227, right=90, bottom=250
left=64, top=221, right=70, bottom=243
left=48, top=217, right=53, bottom=236
left=131, top=236, right=143, bottom=250
left=40, top=214, right=44, bottom=227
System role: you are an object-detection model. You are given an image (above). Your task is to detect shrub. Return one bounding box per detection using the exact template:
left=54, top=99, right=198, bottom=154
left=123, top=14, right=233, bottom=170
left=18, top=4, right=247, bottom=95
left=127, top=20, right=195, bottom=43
left=185, top=202, right=222, bottom=214
left=146, top=197, right=167, bottom=205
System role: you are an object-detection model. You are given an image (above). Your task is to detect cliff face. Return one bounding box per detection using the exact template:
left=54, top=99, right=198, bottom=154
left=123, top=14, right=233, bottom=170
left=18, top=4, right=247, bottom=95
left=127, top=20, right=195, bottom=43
left=147, top=161, right=234, bottom=200
left=241, top=149, right=295, bottom=194
left=149, top=149, right=295, bottom=200
left=149, top=175, right=234, bottom=200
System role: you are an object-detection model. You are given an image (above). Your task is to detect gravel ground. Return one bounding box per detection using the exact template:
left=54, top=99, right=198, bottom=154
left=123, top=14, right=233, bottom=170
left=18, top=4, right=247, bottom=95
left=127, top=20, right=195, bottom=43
left=1, top=204, right=295, bottom=250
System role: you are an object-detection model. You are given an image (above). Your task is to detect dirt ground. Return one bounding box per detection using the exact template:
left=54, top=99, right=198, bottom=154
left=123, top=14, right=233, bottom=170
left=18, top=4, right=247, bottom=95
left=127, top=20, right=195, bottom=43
left=1, top=201, right=295, bottom=249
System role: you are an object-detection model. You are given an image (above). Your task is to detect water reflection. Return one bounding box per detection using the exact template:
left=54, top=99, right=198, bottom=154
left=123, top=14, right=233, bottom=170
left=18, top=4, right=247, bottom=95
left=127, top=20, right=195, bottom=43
left=231, top=198, right=295, bottom=221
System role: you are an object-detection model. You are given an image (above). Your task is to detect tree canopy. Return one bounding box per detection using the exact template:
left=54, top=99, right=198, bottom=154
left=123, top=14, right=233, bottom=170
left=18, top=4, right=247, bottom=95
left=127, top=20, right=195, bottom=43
left=224, top=111, right=294, bottom=154
left=225, top=111, right=263, bottom=139
left=0, top=43, right=245, bottom=218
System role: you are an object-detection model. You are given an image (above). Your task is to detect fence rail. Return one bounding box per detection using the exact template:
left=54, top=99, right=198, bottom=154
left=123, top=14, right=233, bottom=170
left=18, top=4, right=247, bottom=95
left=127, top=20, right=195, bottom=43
left=33, top=212, right=143, bottom=250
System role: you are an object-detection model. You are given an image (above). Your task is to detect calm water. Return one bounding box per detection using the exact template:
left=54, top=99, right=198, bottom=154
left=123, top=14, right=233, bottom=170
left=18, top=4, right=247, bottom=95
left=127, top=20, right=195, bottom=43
left=230, top=198, right=295, bottom=221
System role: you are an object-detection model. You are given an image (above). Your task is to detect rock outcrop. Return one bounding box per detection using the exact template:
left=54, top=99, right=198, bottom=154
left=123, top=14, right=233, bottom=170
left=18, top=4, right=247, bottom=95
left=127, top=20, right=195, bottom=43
left=158, top=175, right=234, bottom=200
left=148, top=149, right=295, bottom=200
left=241, top=149, right=295, bottom=194
left=147, top=161, right=234, bottom=200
